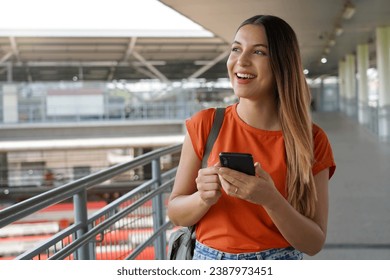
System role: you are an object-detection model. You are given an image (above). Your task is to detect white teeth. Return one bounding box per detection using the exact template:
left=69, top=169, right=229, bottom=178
left=236, top=73, right=255, bottom=79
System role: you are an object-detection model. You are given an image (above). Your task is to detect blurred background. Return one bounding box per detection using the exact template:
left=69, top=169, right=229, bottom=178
left=0, top=0, right=389, bottom=260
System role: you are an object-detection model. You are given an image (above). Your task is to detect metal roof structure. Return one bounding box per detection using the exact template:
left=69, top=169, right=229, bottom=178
left=0, top=0, right=389, bottom=82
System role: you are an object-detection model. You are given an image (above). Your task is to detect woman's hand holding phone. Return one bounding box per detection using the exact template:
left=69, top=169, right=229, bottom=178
left=195, top=163, right=222, bottom=207
left=219, top=152, right=255, bottom=175
left=218, top=154, right=278, bottom=206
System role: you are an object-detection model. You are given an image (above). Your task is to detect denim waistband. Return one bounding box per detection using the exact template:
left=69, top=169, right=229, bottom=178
left=193, top=240, right=303, bottom=260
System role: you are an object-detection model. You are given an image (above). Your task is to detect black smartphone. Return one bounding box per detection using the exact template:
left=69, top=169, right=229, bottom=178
left=219, top=152, right=255, bottom=176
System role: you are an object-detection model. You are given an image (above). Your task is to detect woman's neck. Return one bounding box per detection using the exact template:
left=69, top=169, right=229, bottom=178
left=236, top=98, right=280, bottom=131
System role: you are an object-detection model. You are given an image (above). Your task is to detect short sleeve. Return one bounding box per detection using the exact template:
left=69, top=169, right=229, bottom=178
left=185, top=108, right=216, bottom=161
left=312, top=124, right=336, bottom=179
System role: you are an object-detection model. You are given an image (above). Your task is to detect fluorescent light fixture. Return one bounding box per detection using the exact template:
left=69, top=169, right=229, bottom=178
left=342, top=1, right=356, bottom=19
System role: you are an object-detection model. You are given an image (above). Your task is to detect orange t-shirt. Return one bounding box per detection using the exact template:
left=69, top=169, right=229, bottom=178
left=186, top=103, right=336, bottom=253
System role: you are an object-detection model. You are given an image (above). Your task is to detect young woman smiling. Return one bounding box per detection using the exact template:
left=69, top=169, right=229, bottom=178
left=168, top=15, right=336, bottom=260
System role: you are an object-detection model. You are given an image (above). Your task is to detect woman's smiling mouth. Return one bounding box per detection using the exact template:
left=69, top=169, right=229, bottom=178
left=236, top=73, right=256, bottom=79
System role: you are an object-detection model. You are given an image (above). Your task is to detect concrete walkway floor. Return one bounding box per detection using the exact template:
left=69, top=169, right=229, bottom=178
left=305, top=112, right=390, bottom=259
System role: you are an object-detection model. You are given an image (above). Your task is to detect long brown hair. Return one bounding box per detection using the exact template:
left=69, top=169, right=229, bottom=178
left=238, top=15, right=316, bottom=218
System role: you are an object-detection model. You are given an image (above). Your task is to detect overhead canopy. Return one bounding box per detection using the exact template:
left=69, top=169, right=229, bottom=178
left=0, top=0, right=389, bottom=82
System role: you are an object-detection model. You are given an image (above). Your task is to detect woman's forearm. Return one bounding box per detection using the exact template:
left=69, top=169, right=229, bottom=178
left=264, top=193, right=326, bottom=255
left=264, top=169, right=329, bottom=255
left=168, top=191, right=211, bottom=227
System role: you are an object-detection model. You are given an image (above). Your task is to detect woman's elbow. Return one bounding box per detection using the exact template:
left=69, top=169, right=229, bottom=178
left=305, top=246, right=323, bottom=256
left=167, top=203, right=179, bottom=226
left=303, top=236, right=326, bottom=256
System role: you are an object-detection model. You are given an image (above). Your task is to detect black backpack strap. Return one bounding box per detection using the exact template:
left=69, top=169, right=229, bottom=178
left=201, top=107, right=225, bottom=168
left=185, top=108, right=225, bottom=244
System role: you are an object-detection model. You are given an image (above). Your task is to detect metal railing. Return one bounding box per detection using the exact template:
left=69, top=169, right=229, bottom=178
left=0, top=144, right=182, bottom=260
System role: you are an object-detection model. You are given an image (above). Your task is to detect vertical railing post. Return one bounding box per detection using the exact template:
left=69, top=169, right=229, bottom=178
left=88, top=223, right=96, bottom=259
left=73, top=189, right=91, bottom=260
left=152, top=158, right=166, bottom=260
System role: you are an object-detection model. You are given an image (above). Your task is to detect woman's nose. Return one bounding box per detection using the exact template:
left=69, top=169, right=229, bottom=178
left=237, top=53, right=251, bottom=66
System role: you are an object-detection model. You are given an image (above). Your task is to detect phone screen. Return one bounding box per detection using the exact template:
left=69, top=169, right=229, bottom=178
left=219, top=152, right=255, bottom=176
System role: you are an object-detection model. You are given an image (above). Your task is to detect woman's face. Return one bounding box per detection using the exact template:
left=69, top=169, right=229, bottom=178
left=227, top=24, right=275, bottom=101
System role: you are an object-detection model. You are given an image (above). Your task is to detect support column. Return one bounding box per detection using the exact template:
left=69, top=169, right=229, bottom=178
left=151, top=158, right=165, bottom=260
left=6, top=62, right=13, bottom=82
left=345, top=54, right=357, bottom=118
left=0, top=153, right=8, bottom=187
left=2, top=84, right=18, bottom=123
left=73, top=189, right=90, bottom=259
left=338, top=59, right=346, bottom=112
left=376, top=26, right=390, bottom=141
left=357, top=44, right=370, bottom=125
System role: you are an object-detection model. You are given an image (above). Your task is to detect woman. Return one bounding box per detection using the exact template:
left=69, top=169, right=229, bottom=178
left=167, top=15, right=336, bottom=260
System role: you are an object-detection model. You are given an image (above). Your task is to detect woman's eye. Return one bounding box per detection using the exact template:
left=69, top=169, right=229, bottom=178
left=231, top=47, right=239, bottom=52
left=254, top=50, right=265, bottom=55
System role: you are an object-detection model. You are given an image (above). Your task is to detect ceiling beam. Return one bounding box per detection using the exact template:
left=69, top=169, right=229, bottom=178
left=107, top=66, right=116, bottom=81
left=14, top=61, right=166, bottom=68
left=188, top=49, right=230, bottom=79
left=107, top=37, right=139, bottom=81
left=22, top=61, right=118, bottom=67
left=132, top=51, right=169, bottom=83
left=0, top=52, right=13, bottom=65
left=122, top=37, right=137, bottom=62
left=131, top=65, right=158, bottom=79
left=9, top=37, right=21, bottom=62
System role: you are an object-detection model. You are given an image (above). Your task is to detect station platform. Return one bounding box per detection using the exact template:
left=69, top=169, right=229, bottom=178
left=305, top=112, right=390, bottom=259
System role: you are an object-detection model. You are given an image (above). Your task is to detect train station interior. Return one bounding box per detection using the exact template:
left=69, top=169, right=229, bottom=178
left=0, top=0, right=389, bottom=260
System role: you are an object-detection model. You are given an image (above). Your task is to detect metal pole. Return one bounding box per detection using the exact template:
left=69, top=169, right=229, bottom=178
left=151, top=158, right=166, bottom=260
left=0, top=153, right=8, bottom=187
left=73, top=189, right=91, bottom=259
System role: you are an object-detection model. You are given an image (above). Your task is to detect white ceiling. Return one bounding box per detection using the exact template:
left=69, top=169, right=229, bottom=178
left=161, top=0, right=390, bottom=77
left=0, top=0, right=389, bottom=82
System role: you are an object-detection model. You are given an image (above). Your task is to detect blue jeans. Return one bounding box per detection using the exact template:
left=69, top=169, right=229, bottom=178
left=193, top=240, right=303, bottom=260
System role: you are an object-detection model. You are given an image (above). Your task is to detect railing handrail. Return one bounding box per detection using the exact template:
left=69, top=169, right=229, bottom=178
left=45, top=177, right=175, bottom=260
left=0, top=143, right=182, bottom=228
left=15, top=223, right=83, bottom=260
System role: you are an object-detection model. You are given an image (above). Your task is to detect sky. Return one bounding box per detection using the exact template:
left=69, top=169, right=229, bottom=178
left=0, top=0, right=213, bottom=37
